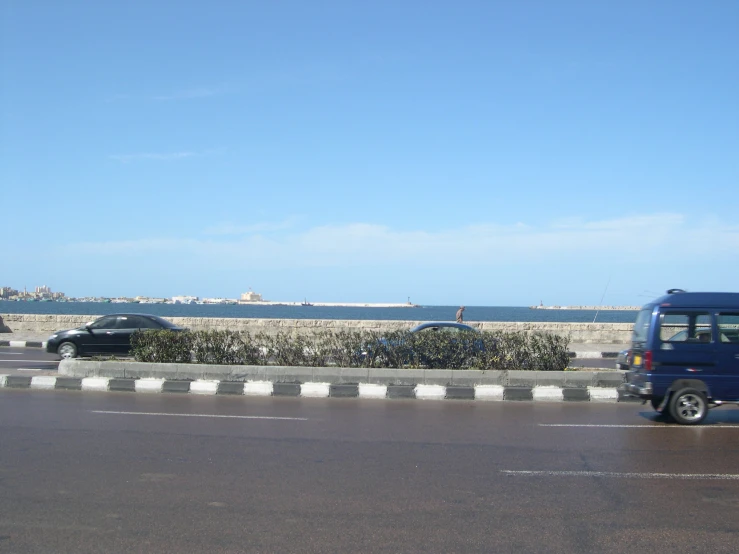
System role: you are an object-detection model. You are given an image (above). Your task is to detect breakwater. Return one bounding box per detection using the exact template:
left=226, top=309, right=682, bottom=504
left=530, top=305, right=641, bottom=310
left=0, top=314, right=633, bottom=344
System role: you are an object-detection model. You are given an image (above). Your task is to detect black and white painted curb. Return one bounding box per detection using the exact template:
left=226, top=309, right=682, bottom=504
left=569, top=351, right=621, bottom=359
left=0, top=374, right=637, bottom=402
left=0, top=340, right=47, bottom=348
left=0, top=340, right=621, bottom=359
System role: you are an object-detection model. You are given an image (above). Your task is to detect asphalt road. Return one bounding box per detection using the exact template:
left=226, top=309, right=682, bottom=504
left=0, top=347, right=60, bottom=373
left=2, top=391, right=739, bottom=553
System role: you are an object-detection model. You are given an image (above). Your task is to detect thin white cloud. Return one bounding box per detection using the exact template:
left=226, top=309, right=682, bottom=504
left=68, top=213, right=739, bottom=271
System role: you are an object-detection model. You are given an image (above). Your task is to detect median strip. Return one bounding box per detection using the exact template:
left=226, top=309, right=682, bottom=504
left=2, top=361, right=630, bottom=403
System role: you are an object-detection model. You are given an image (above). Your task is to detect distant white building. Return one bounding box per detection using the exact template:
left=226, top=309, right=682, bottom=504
left=201, top=297, right=236, bottom=304
left=172, top=295, right=199, bottom=304
left=240, top=290, right=264, bottom=302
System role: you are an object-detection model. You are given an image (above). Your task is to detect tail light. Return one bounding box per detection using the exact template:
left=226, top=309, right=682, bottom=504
left=644, top=350, right=653, bottom=371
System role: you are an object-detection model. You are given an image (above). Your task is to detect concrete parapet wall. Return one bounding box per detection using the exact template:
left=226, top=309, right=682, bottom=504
left=1, top=313, right=633, bottom=343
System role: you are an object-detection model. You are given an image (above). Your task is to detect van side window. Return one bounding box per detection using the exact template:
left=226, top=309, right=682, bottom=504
left=660, top=313, right=712, bottom=342
left=717, top=313, right=739, bottom=343
left=631, top=309, right=652, bottom=342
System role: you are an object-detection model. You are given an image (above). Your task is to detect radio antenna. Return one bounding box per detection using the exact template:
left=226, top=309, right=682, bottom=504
left=593, top=276, right=612, bottom=323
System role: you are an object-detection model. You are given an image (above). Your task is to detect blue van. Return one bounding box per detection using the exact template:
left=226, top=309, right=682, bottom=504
left=623, top=289, right=739, bottom=424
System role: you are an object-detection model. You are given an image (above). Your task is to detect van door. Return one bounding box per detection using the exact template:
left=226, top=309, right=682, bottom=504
left=656, top=311, right=717, bottom=394
left=716, top=313, right=739, bottom=401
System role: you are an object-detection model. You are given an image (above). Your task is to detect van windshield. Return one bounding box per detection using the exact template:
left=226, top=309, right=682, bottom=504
left=632, top=308, right=652, bottom=343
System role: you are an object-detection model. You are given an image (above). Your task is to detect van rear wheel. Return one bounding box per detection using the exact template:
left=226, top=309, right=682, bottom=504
left=668, top=388, right=707, bottom=425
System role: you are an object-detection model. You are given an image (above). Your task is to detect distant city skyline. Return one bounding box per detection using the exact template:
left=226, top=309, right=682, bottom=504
left=0, top=282, right=683, bottom=308
left=2, top=1, right=737, bottom=306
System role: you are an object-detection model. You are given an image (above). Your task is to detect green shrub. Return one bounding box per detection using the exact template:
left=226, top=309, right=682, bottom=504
left=403, top=329, right=482, bottom=369
left=131, top=329, right=193, bottom=363
left=470, top=331, right=570, bottom=371
left=311, top=330, right=376, bottom=368
left=260, top=332, right=331, bottom=367
left=130, top=328, right=570, bottom=371
left=191, top=330, right=268, bottom=365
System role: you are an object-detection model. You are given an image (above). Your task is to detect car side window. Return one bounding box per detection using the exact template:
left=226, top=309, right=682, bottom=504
left=136, top=317, right=160, bottom=329
left=660, top=312, right=712, bottom=343
left=718, top=313, right=739, bottom=343
left=116, top=316, right=141, bottom=329
left=88, top=316, right=118, bottom=330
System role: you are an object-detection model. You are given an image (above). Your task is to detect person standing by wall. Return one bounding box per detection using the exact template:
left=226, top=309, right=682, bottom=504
left=456, top=306, right=465, bottom=323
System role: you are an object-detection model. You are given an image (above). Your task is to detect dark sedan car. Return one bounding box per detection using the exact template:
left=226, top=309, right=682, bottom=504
left=616, top=348, right=629, bottom=370
left=409, top=322, right=479, bottom=334
left=363, top=322, right=482, bottom=355
left=46, top=313, right=183, bottom=359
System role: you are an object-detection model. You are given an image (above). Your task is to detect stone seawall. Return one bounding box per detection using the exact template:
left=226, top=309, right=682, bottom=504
left=0, top=313, right=633, bottom=344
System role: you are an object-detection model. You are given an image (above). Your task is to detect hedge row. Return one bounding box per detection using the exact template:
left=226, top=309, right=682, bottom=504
left=130, top=329, right=570, bottom=371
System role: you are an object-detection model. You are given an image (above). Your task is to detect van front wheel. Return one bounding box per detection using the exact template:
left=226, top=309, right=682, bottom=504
left=668, top=388, right=707, bottom=425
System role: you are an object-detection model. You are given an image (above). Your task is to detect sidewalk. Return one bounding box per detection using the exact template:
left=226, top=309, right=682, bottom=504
left=1, top=332, right=51, bottom=343
left=569, top=343, right=627, bottom=357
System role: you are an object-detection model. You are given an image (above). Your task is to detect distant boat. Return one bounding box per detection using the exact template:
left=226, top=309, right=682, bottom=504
left=301, top=298, right=313, bottom=306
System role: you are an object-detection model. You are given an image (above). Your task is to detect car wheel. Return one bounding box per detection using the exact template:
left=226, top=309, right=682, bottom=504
left=668, top=388, right=707, bottom=425
left=57, top=342, right=78, bottom=359
left=649, top=396, right=665, bottom=412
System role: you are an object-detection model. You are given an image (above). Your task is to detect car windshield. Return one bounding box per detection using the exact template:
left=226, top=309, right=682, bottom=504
left=87, top=316, right=119, bottom=330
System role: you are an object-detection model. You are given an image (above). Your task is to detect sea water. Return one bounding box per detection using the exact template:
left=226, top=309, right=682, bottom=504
left=0, top=301, right=639, bottom=323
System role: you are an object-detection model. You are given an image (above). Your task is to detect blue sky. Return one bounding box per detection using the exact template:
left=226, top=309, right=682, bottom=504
left=2, top=0, right=738, bottom=306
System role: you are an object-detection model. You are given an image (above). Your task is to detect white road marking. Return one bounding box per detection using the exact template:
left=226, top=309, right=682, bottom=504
left=81, top=378, right=109, bottom=391
left=243, top=382, right=274, bottom=396
left=415, top=384, right=445, bottom=400
left=90, top=410, right=308, bottom=421
left=501, top=470, right=739, bottom=480
left=358, top=384, right=387, bottom=399
left=31, top=376, right=57, bottom=389
left=474, top=385, right=505, bottom=401
left=16, top=368, right=45, bottom=371
left=539, top=424, right=739, bottom=428
left=301, top=383, right=330, bottom=398
left=190, top=380, right=218, bottom=395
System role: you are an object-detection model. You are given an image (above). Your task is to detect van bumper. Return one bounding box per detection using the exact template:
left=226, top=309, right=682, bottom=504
left=620, top=381, right=653, bottom=398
